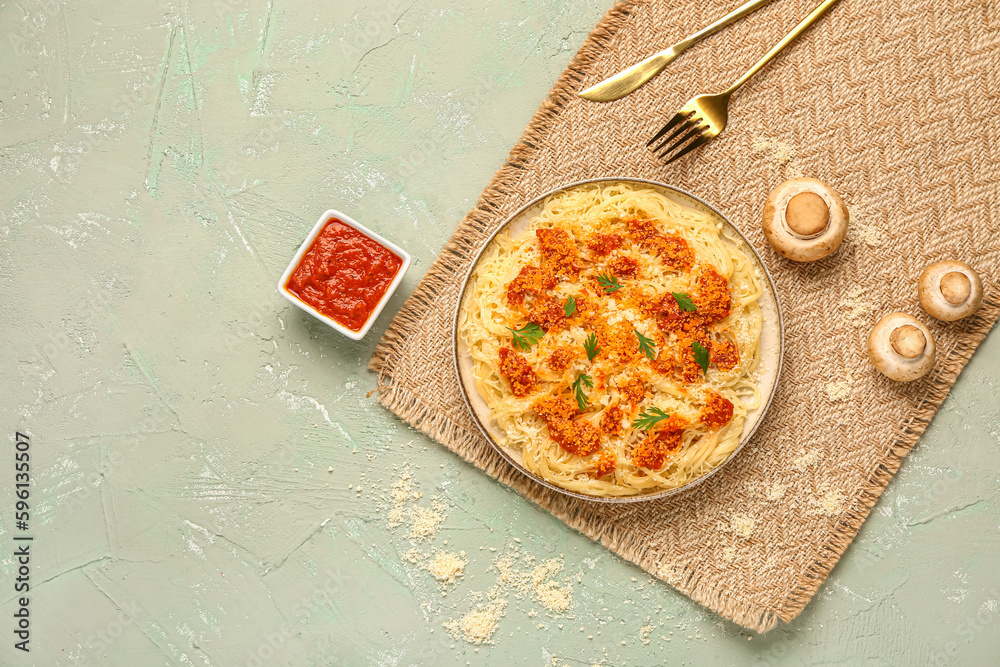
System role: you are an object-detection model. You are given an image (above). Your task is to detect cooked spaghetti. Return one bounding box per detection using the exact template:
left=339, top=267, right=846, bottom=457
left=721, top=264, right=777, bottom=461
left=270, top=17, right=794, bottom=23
left=458, top=182, right=764, bottom=497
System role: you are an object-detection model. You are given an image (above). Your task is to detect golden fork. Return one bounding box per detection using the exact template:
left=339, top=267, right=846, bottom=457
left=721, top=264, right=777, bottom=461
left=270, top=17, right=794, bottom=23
left=649, top=0, right=842, bottom=164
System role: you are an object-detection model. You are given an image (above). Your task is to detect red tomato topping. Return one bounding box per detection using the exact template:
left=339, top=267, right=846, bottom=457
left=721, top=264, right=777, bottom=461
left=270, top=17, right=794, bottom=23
left=696, top=267, right=731, bottom=322
left=625, top=220, right=694, bottom=271
left=546, top=418, right=602, bottom=456
left=598, top=405, right=626, bottom=436
left=528, top=296, right=567, bottom=331
left=587, top=233, right=624, bottom=256
left=532, top=395, right=578, bottom=421
left=655, top=292, right=695, bottom=334
left=505, top=265, right=557, bottom=306
left=498, top=348, right=537, bottom=397
left=631, top=415, right=687, bottom=470
left=591, top=450, right=617, bottom=477
left=701, top=390, right=734, bottom=428
left=607, top=255, right=639, bottom=279
left=536, top=227, right=578, bottom=273
left=547, top=346, right=579, bottom=373
left=711, top=338, right=739, bottom=372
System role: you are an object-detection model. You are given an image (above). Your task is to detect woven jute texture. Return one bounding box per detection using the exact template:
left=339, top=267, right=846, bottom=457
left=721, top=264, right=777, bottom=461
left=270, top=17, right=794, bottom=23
left=369, top=0, right=1000, bottom=631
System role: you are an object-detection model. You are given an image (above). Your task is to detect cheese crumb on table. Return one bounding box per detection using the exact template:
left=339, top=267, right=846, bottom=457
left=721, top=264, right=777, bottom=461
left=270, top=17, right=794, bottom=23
left=427, top=551, right=468, bottom=584
left=378, top=466, right=587, bottom=649
left=750, top=134, right=802, bottom=176
left=443, top=599, right=508, bottom=645
left=386, top=469, right=448, bottom=541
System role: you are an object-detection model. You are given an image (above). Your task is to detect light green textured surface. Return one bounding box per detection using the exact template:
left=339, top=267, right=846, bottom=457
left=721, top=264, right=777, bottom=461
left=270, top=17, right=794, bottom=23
left=1, top=1, right=998, bottom=665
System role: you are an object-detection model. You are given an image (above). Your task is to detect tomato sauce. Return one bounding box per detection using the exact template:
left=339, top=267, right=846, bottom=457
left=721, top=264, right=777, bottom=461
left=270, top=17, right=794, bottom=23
left=286, top=218, right=402, bottom=332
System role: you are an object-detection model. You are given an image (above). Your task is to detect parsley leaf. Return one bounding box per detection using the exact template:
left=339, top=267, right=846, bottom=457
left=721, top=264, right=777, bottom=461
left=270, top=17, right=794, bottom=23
left=572, top=373, right=594, bottom=411
left=632, top=407, right=671, bottom=431
left=692, top=341, right=709, bottom=374
left=597, top=274, right=623, bottom=294
left=563, top=296, right=576, bottom=317
left=635, top=330, right=657, bottom=361
left=507, top=322, right=544, bottom=351
left=672, top=292, right=697, bottom=312
left=584, top=333, right=601, bottom=361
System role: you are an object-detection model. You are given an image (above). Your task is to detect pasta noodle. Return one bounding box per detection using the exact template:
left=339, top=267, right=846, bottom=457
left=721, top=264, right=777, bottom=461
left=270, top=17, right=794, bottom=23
left=458, top=182, right=764, bottom=497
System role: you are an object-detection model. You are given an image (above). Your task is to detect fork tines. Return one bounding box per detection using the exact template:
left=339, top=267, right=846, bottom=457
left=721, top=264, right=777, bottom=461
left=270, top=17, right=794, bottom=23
left=647, top=112, right=711, bottom=164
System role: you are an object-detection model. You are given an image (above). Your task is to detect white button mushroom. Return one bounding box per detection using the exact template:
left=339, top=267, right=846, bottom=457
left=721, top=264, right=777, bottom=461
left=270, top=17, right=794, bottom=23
left=918, top=260, right=983, bottom=322
left=761, top=177, right=849, bottom=262
left=867, top=312, right=936, bottom=382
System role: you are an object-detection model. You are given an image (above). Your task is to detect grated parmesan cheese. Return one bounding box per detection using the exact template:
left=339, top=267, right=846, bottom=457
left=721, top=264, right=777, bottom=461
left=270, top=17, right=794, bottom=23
left=408, top=502, right=448, bottom=541
left=840, top=285, right=876, bottom=328
left=751, top=134, right=803, bottom=177
left=443, top=599, right=508, bottom=645
left=386, top=469, right=448, bottom=542
left=815, top=489, right=846, bottom=516
left=765, top=483, right=787, bottom=501
left=378, top=467, right=588, bottom=649
left=535, top=580, right=572, bottom=613
left=793, top=449, right=822, bottom=471
left=751, top=136, right=793, bottom=164
left=848, top=204, right=885, bottom=247
left=639, top=622, right=654, bottom=645
left=727, top=513, right=757, bottom=539
left=825, top=376, right=854, bottom=402
left=427, top=551, right=468, bottom=584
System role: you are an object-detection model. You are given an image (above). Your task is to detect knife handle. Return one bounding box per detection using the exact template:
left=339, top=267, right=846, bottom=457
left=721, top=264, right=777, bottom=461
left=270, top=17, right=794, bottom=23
left=674, top=0, right=777, bottom=56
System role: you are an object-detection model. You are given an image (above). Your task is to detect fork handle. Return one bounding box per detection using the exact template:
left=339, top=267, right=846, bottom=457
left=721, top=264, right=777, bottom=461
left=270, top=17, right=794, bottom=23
left=673, top=0, right=777, bottom=54
left=723, top=0, right=843, bottom=96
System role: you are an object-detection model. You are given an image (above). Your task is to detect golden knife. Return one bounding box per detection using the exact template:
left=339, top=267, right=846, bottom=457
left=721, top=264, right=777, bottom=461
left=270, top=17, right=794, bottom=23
left=578, top=0, right=778, bottom=102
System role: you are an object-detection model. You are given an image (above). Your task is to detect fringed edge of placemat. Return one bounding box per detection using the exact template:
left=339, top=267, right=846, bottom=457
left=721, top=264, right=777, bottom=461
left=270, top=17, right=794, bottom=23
left=368, top=0, right=640, bottom=379
left=368, top=0, right=1000, bottom=632
left=772, top=284, right=1000, bottom=624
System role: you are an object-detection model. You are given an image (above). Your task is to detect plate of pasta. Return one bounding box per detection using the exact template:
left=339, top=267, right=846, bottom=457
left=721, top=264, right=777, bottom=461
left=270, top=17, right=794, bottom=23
left=454, top=179, right=783, bottom=502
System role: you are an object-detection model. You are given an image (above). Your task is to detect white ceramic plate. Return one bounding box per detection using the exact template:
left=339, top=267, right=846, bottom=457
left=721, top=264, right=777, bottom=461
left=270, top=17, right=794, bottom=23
left=452, top=178, right=784, bottom=503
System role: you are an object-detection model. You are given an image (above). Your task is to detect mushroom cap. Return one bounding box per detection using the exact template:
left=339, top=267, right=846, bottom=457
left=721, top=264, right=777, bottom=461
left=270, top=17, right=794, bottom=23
left=867, top=312, right=936, bottom=382
left=918, top=260, right=983, bottom=322
left=762, top=177, right=849, bottom=262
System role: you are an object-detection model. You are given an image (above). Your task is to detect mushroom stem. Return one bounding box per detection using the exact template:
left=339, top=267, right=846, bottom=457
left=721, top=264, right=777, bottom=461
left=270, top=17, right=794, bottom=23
left=940, top=271, right=971, bottom=305
left=889, top=325, right=925, bottom=358
left=785, top=192, right=829, bottom=237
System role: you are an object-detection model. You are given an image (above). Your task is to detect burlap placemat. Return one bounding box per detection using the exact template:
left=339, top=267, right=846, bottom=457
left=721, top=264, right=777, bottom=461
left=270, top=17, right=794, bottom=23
left=368, top=0, right=1000, bottom=631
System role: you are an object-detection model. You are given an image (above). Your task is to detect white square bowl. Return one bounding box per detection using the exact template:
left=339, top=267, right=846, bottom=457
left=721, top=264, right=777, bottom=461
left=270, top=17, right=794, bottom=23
left=278, top=209, right=410, bottom=340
